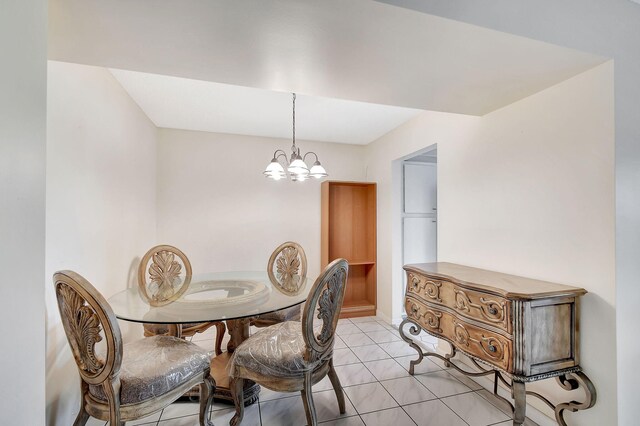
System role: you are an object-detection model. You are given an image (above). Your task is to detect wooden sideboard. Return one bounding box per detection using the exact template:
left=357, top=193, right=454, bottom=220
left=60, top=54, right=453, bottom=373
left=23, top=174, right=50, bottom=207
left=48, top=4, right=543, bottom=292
left=400, top=262, right=596, bottom=426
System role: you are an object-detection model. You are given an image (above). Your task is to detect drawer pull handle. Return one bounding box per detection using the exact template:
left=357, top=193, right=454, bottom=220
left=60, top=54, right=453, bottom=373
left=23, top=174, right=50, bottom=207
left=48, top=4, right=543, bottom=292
left=488, top=344, right=497, bottom=353
left=488, top=307, right=498, bottom=315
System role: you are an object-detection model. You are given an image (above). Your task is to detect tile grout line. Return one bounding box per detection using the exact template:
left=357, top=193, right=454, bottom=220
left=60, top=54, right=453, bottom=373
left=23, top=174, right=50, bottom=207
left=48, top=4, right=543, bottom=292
left=333, top=323, right=481, bottom=426
left=370, top=339, right=471, bottom=426
left=145, top=318, right=504, bottom=426
left=370, top=336, right=479, bottom=426
left=438, top=394, right=474, bottom=426
left=355, top=350, right=419, bottom=425
left=475, top=389, right=517, bottom=423
left=361, top=355, right=419, bottom=426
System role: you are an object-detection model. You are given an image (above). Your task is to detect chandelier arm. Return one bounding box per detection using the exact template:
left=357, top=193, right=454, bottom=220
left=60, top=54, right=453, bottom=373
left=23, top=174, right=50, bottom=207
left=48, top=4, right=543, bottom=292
left=302, top=151, right=319, bottom=163
left=273, top=149, right=290, bottom=164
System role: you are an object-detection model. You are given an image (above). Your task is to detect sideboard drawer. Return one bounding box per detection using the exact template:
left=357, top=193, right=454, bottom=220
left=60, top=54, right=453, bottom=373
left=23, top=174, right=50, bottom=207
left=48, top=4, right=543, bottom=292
left=407, top=272, right=512, bottom=334
left=405, top=296, right=513, bottom=372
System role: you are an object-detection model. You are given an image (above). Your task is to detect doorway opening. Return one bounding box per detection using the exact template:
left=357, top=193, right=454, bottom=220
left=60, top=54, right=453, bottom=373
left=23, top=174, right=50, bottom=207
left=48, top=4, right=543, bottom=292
left=402, top=149, right=437, bottom=265
left=400, top=146, right=438, bottom=312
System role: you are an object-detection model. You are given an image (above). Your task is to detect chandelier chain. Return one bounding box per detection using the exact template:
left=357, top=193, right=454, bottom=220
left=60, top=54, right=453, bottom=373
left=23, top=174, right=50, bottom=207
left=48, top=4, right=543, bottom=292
left=292, top=93, right=296, bottom=151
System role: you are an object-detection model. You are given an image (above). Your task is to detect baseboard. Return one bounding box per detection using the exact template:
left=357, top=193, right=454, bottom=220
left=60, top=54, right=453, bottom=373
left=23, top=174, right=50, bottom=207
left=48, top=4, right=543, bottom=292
left=375, top=309, right=395, bottom=325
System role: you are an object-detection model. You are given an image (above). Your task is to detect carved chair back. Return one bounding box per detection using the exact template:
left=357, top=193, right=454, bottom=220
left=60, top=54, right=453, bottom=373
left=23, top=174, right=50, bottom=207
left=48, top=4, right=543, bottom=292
left=267, top=241, right=308, bottom=295
left=137, top=245, right=192, bottom=307
left=301, top=259, right=348, bottom=363
left=54, top=271, right=123, bottom=386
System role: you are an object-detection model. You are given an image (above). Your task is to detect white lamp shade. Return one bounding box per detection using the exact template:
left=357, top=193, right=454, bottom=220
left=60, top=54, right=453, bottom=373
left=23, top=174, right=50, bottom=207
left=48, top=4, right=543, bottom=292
left=309, top=162, right=328, bottom=178
left=287, top=158, right=309, bottom=176
left=264, top=159, right=286, bottom=178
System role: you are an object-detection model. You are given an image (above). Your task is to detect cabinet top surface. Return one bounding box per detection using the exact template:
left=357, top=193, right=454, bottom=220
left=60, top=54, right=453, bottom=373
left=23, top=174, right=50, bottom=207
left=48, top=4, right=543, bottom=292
left=322, top=180, right=376, bottom=186
left=404, top=262, right=587, bottom=300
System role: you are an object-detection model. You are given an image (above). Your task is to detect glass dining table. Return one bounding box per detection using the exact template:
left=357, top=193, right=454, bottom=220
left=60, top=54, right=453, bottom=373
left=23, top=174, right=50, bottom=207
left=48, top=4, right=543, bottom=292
left=108, top=271, right=314, bottom=405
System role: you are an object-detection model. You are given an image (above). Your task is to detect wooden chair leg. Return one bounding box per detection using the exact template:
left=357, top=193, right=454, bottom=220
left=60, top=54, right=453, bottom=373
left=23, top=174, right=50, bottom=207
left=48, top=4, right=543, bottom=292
left=229, top=378, right=245, bottom=426
left=327, top=359, right=346, bottom=414
left=102, top=378, right=122, bottom=425
left=199, top=374, right=215, bottom=426
left=73, top=381, right=90, bottom=426
left=301, top=370, right=318, bottom=426
left=214, top=322, right=226, bottom=356
left=72, top=408, right=89, bottom=426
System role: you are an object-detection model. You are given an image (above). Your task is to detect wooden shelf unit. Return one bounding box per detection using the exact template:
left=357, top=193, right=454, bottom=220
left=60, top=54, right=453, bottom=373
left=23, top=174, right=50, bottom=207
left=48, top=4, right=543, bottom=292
left=321, top=181, right=377, bottom=318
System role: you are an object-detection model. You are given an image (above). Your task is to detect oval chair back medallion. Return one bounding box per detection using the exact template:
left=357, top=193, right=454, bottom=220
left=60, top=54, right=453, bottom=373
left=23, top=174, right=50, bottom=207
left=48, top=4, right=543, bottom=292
left=301, top=258, right=348, bottom=363
left=268, top=241, right=308, bottom=295
left=138, top=245, right=192, bottom=307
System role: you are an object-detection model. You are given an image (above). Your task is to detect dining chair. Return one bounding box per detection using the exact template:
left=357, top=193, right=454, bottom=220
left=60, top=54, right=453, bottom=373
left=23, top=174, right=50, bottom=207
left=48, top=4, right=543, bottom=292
left=138, top=244, right=226, bottom=355
left=229, top=258, right=348, bottom=426
left=251, top=241, right=308, bottom=328
left=54, top=270, right=215, bottom=426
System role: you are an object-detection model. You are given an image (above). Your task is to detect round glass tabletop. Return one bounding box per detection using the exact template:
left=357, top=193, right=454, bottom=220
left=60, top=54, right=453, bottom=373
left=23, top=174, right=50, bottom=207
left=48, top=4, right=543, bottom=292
left=108, top=271, right=312, bottom=324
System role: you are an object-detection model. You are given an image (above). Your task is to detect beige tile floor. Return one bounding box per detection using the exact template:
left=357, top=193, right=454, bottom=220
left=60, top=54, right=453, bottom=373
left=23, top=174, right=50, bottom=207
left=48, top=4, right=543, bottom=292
left=86, top=316, right=532, bottom=426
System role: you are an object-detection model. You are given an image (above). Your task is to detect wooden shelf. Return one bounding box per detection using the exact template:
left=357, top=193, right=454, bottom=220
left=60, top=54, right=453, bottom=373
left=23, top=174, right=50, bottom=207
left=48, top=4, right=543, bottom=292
left=340, top=302, right=376, bottom=318
left=321, top=181, right=377, bottom=318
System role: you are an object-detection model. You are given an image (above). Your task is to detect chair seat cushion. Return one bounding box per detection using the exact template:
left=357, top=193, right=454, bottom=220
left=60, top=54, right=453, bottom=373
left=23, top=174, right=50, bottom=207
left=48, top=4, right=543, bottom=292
left=89, top=336, right=212, bottom=405
left=256, top=305, right=301, bottom=324
left=230, top=321, right=323, bottom=379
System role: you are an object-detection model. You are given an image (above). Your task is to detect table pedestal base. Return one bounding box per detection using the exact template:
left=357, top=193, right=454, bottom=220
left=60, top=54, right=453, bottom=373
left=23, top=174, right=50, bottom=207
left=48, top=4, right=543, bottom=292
left=210, top=318, right=260, bottom=406
left=210, top=352, right=260, bottom=405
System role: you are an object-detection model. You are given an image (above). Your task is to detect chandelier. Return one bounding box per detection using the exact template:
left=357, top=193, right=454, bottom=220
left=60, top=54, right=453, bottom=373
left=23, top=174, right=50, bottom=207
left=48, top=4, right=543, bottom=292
left=263, top=93, right=328, bottom=181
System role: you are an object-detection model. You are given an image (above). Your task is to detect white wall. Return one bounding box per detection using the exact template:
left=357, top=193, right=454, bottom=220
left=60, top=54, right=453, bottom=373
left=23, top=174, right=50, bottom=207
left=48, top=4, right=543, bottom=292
left=365, top=112, right=480, bottom=321
left=366, top=63, right=615, bottom=425
left=45, top=61, right=158, bottom=425
left=157, top=129, right=366, bottom=279
left=377, top=1, right=638, bottom=422
left=0, top=0, right=47, bottom=423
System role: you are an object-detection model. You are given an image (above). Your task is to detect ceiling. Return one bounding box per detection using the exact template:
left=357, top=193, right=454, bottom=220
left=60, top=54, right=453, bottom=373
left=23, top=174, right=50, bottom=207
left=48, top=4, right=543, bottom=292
left=110, top=69, right=422, bottom=144
left=50, top=0, right=606, bottom=117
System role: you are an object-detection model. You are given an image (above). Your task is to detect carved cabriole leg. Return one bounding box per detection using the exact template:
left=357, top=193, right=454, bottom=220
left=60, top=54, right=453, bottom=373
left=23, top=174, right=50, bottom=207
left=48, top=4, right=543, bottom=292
left=102, top=377, right=124, bottom=426
left=327, top=359, right=346, bottom=414
left=212, top=319, right=260, bottom=405
left=229, top=378, right=245, bottom=426
left=512, top=380, right=526, bottom=426
left=554, top=371, right=597, bottom=426
left=214, top=322, right=226, bottom=356
left=398, top=318, right=424, bottom=375
left=226, top=319, right=250, bottom=353
left=301, top=370, right=318, bottom=426
left=73, top=379, right=90, bottom=426
left=444, top=342, right=456, bottom=368
left=199, top=373, right=215, bottom=426
left=167, top=323, right=182, bottom=338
